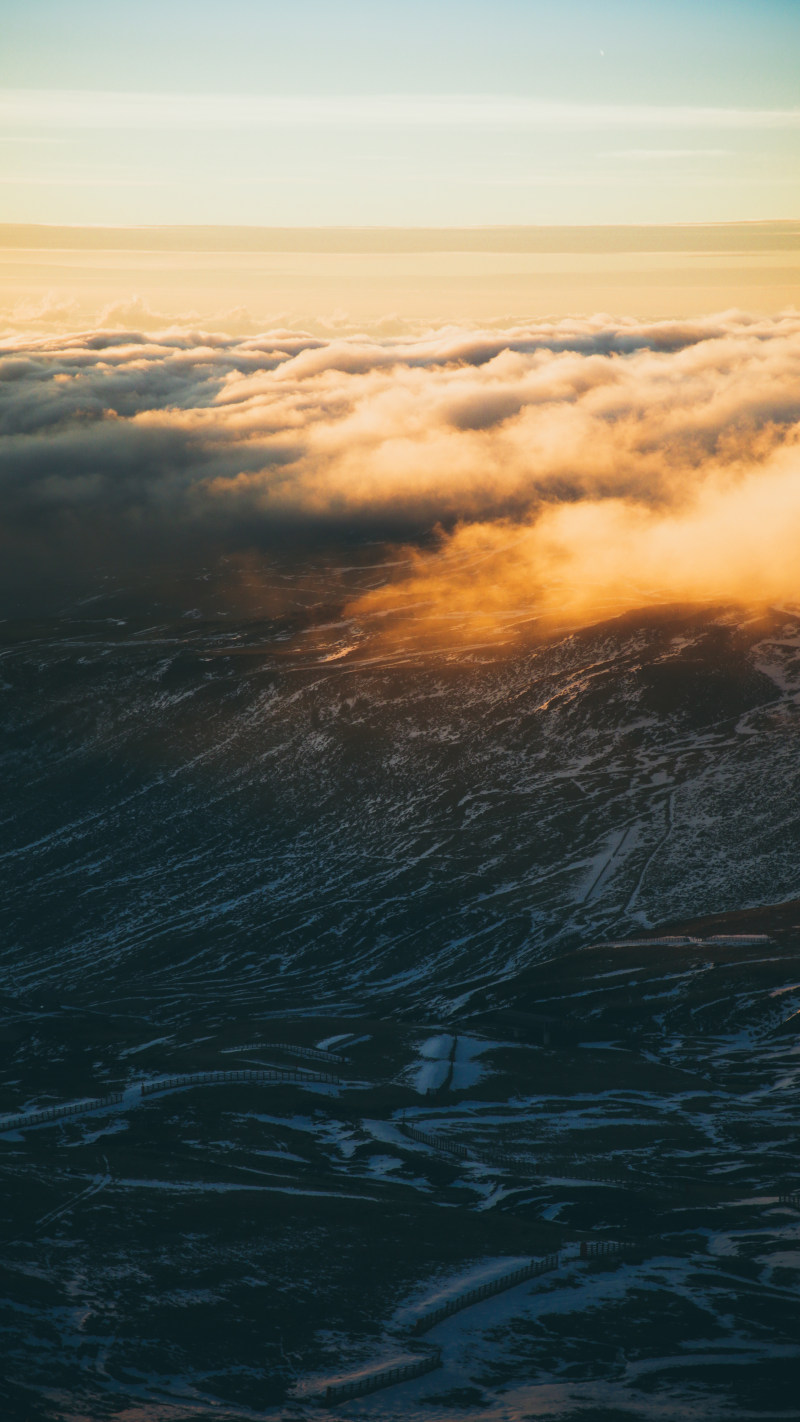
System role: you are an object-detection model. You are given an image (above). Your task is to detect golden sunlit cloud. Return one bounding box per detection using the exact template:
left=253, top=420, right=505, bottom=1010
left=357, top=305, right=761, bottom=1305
left=2, top=310, right=799, bottom=633
left=347, top=442, right=800, bottom=643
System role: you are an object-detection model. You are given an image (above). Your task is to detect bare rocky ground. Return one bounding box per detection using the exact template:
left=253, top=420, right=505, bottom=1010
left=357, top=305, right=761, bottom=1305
left=3, top=581, right=800, bottom=1418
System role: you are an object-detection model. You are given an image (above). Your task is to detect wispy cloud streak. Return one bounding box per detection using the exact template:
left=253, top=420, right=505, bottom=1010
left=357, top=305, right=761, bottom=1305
left=3, top=91, right=800, bottom=131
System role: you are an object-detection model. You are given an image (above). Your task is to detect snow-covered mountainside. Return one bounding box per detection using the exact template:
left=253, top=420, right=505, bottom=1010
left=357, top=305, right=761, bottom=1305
left=4, top=589, right=800, bottom=1017
left=2, top=921, right=800, bottom=1420
left=6, top=586, right=800, bottom=1419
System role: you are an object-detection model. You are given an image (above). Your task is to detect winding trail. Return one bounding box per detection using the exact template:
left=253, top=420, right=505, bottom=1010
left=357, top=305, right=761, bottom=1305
left=0, top=1066, right=342, bottom=1137
left=625, top=790, right=675, bottom=915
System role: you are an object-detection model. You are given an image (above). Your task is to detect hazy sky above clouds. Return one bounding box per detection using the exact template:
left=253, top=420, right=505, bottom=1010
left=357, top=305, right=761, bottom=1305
left=0, top=0, right=798, bottom=225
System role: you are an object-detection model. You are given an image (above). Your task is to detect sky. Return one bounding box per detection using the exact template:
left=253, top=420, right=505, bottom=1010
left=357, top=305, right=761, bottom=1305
left=0, top=0, right=799, bottom=226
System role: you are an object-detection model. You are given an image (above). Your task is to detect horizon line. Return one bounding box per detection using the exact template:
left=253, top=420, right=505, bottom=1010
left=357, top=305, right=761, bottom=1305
left=2, top=218, right=798, bottom=232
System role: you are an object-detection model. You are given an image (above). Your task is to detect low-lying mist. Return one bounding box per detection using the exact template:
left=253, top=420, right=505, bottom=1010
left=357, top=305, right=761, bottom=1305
left=2, top=309, right=799, bottom=635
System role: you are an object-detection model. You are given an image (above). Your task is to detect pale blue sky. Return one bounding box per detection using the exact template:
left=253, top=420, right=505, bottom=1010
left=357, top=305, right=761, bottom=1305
left=1, top=0, right=798, bottom=224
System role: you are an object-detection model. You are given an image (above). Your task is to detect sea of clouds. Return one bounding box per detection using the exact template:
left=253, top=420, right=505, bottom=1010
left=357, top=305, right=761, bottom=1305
left=2, top=310, right=799, bottom=628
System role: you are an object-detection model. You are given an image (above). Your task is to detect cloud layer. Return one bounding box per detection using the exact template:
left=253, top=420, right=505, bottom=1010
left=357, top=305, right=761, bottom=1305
left=2, top=310, right=800, bottom=628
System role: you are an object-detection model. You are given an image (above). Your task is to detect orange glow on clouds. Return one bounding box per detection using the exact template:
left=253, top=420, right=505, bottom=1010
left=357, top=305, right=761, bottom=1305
left=347, top=442, right=800, bottom=642
left=2, top=309, right=800, bottom=633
